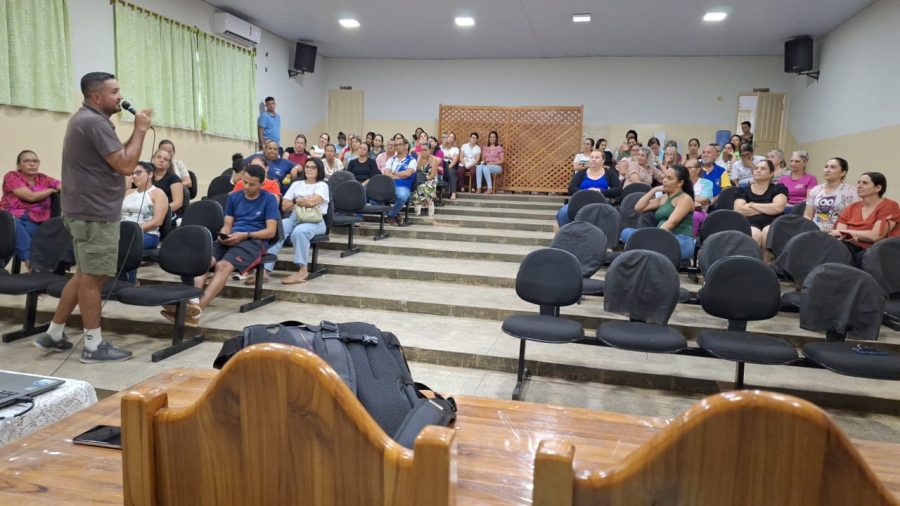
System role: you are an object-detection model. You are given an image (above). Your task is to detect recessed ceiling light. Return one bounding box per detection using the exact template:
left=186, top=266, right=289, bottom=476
left=339, top=18, right=360, bottom=28
left=455, top=16, right=475, bottom=27
left=572, top=13, right=591, bottom=23
left=703, top=11, right=727, bottom=22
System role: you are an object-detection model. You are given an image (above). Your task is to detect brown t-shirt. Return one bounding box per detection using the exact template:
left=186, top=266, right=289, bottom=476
left=61, top=102, right=126, bottom=221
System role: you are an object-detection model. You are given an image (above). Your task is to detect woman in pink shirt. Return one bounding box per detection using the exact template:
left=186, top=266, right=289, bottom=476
left=475, top=131, right=505, bottom=194
left=777, top=150, right=818, bottom=206
left=0, top=150, right=61, bottom=268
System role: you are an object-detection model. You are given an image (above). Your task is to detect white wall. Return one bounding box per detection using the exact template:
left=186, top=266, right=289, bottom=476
left=787, top=0, right=900, bottom=143
left=67, top=0, right=327, bottom=135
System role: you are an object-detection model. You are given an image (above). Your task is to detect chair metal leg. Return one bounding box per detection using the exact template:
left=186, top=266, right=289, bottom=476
left=512, top=339, right=530, bottom=401
left=2, top=292, right=50, bottom=343
left=734, top=362, right=745, bottom=389
left=373, top=212, right=390, bottom=241
left=152, top=301, right=205, bottom=362
left=240, top=265, right=275, bottom=313
left=306, top=245, right=327, bottom=281
left=340, top=225, right=361, bottom=257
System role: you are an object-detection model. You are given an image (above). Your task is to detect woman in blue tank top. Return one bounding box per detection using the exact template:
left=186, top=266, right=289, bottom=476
left=555, top=149, right=622, bottom=228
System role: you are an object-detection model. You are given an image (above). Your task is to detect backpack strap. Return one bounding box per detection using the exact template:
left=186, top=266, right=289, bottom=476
left=213, top=334, right=243, bottom=369
left=392, top=396, right=457, bottom=449
left=319, top=320, right=358, bottom=396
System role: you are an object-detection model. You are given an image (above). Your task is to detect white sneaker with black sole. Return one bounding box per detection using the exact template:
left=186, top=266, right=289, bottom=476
left=80, top=341, right=133, bottom=364
left=34, top=332, right=74, bottom=352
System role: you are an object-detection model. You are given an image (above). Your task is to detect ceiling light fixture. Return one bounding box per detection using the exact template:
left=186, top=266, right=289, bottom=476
left=455, top=16, right=475, bottom=27
left=703, top=11, right=727, bottom=22
left=572, top=14, right=591, bottom=23
left=339, top=18, right=360, bottom=28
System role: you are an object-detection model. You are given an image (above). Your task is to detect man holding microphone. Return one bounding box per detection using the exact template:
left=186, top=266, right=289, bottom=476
left=33, top=72, right=152, bottom=363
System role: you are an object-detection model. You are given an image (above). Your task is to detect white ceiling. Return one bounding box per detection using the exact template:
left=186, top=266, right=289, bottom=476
left=203, top=0, right=874, bottom=59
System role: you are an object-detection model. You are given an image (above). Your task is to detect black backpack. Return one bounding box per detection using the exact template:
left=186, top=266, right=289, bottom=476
left=214, top=320, right=457, bottom=449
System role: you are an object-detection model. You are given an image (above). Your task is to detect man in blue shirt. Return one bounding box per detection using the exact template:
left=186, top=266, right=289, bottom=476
left=247, top=140, right=294, bottom=193
left=699, top=143, right=731, bottom=202
left=161, top=164, right=279, bottom=327
left=257, top=96, right=281, bottom=149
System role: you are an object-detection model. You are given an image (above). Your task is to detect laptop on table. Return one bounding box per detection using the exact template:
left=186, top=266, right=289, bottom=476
left=0, top=371, right=65, bottom=409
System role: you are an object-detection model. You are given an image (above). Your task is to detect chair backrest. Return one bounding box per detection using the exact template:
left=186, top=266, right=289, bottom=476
left=327, top=170, right=355, bottom=196
left=208, top=192, right=230, bottom=211
left=28, top=217, right=74, bottom=274
left=550, top=222, right=607, bottom=278
left=715, top=186, right=740, bottom=211
left=603, top=250, right=680, bottom=325
left=800, top=263, right=885, bottom=341
left=532, top=390, right=894, bottom=506
left=624, top=227, right=681, bottom=269
left=49, top=191, right=62, bottom=217
left=574, top=203, right=620, bottom=247
left=620, top=183, right=651, bottom=200
left=181, top=199, right=225, bottom=239
left=178, top=186, right=191, bottom=216
left=765, top=214, right=820, bottom=256
left=700, top=256, right=781, bottom=323
left=206, top=174, right=235, bottom=198
left=158, top=205, right=174, bottom=241
left=333, top=180, right=368, bottom=213
left=0, top=210, right=15, bottom=266
left=617, top=193, right=644, bottom=233
left=118, top=221, right=144, bottom=272
left=122, top=344, right=454, bottom=506
left=514, top=248, right=583, bottom=309
left=791, top=201, right=807, bottom=216
left=773, top=231, right=853, bottom=287
left=567, top=190, right=608, bottom=221
left=158, top=225, right=214, bottom=278
left=366, top=174, right=396, bottom=204
left=322, top=198, right=334, bottom=233
left=699, top=209, right=752, bottom=243
left=188, top=171, right=199, bottom=200
left=697, top=230, right=762, bottom=276
left=861, top=237, right=900, bottom=296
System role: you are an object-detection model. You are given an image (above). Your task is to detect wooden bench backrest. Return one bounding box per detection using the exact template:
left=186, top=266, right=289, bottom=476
left=534, top=390, right=895, bottom=506
left=122, top=344, right=456, bottom=506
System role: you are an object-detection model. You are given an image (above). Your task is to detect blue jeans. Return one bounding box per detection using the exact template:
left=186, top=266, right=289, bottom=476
left=13, top=215, right=41, bottom=263
left=620, top=227, right=695, bottom=262
left=388, top=186, right=411, bottom=218
left=265, top=211, right=327, bottom=271
left=556, top=205, right=572, bottom=227
left=475, top=164, right=502, bottom=190
left=126, top=233, right=160, bottom=283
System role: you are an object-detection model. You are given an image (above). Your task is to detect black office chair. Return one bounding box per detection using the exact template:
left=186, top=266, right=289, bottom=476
left=240, top=217, right=283, bottom=313
left=187, top=171, right=199, bottom=200
left=790, top=201, right=807, bottom=216
left=623, top=227, right=691, bottom=302
left=800, top=263, right=898, bottom=380
left=861, top=238, right=900, bottom=327
left=714, top=187, right=740, bottom=211
left=566, top=190, right=608, bottom=222
left=596, top=250, right=687, bottom=353
left=574, top=202, right=620, bottom=265
left=143, top=206, right=174, bottom=263
left=620, top=183, right=651, bottom=200
left=307, top=199, right=333, bottom=281
left=208, top=192, right=230, bottom=211
left=697, top=256, right=798, bottom=389
left=326, top=170, right=355, bottom=196
left=550, top=221, right=607, bottom=296
left=501, top=248, right=584, bottom=400
left=617, top=193, right=643, bottom=232
left=206, top=174, right=234, bottom=198
left=775, top=231, right=854, bottom=311
left=181, top=199, right=225, bottom=239
left=0, top=210, right=15, bottom=271
left=331, top=180, right=367, bottom=257
left=697, top=230, right=762, bottom=276
left=362, top=174, right=395, bottom=239
left=693, top=209, right=753, bottom=268
left=114, top=225, right=211, bottom=362
left=765, top=214, right=819, bottom=258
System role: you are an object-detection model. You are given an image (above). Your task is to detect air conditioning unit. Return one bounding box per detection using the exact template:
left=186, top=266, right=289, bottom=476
left=213, top=12, right=261, bottom=47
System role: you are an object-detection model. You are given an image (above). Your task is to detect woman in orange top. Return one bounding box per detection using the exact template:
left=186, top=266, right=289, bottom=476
left=831, top=171, right=899, bottom=264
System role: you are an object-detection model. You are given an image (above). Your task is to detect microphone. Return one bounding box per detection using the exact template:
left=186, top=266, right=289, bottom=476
left=120, top=100, right=137, bottom=115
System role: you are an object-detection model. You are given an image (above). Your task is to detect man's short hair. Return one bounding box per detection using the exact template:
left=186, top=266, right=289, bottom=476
left=80, top=72, right=115, bottom=96
left=741, top=121, right=751, bottom=128
left=245, top=164, right=266, bottom=182
left=264, top=96, right=275, bottom=103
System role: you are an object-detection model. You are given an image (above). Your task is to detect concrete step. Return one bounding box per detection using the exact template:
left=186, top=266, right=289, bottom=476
left=317, top=236, right=534, bottom=262
left=435, top=205, right=557, bottom=220
left=333, top=223, right=554, bottom=246
left=456, top=192, right=566, bottom=203
left=444, top=198, right=563, bottom=211
left=402, top=214, right=555, bottom=233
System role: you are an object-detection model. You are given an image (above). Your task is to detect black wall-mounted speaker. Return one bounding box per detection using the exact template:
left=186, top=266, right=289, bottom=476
left=293, top=42, right=317, bottom=73
left=785, top=36, right=813, bottom=73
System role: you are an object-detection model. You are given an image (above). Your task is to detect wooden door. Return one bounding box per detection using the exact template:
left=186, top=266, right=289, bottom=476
left=328, top=90, right=364, bottom=138
left=752, top=93, right=785, bottom=154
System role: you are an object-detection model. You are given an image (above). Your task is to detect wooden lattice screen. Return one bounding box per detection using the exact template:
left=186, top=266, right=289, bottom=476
left=438, top=105, right=583, bottom=193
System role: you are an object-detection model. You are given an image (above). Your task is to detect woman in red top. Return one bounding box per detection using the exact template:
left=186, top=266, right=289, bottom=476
left=832, top=171, right=900, bottom=264
left=0, top=150, right=61, bottom=269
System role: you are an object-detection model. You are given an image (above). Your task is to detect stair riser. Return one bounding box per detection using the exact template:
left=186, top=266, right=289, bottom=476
left=316, top=242, right=527, bottom=262
left=331, top=227, right=552, bottom=246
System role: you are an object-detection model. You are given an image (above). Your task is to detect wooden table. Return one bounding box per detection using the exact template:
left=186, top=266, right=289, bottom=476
left=0, top=368, right=897, bottom=505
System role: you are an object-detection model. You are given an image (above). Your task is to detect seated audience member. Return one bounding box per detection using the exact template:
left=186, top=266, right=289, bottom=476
left=162, top=164, right=278, bottom=326
left=622, top=146, right=664, bottom=187
left=248, top=140, right=293, bottom=193
left=768, top=148, right=787, bottom=179
left=717, top=142, right=736, bottom=173
left=475, top=131, right=504, bottom=194
left=804, top=157, right=858, bottom=231
left=385, top=138, right=417, bottom=225
left=284, top=134, right=310, bottom=168
left=322, top=144, right=344, bottom=180
left=228, top=157, right=246, bottom=185
left=413, top=131, right=430, bottom=154
left=595, top=138, right=612, bottom=158
left=410, top=143, right=439, bottom=216
left=729, top=134, right=743, bottom=153
left=777, top=150, right=818, bottom=207
left=573, top=138, right=594, bottom=170
left=0, top=150, right=61, bottom=269
left=556, top=149, right=622, bottom=227
left=733, top=159, right=789, bottom=250
left=365, top=131, right=376, bottom=148
left=457, top=132, right=481, bottom=193
left=659, top=145, right=680, bottom=172
left=222, top=153, right=243, bottom=177
left=428, top=135, right=445, bottom=186
left=121, top=162, right=167, bottom=283
left=309, top=132, right=329, bottom=158
left=412, top=127, right=425, bottom=143
left=376, top=139, right=396, bottom=174
left=831, top=171, right=900, bottom=264
left=149, top=148, right=184, bottom=218
left=264, top=158, right=328, bottom=285
left=346, top=142, right=380, bottom=184
left=740, top=120, right=754, bottom=146
left=683, top=138, right=701, bottom=163
left=729, top=143, right=765, bottom=187
left=699, top=143, right=730, bottom=200
left=371, top=134, right=385, bottom=156
left=158, top=140, right=191, bottom=189
left=616, top=130, right=638, bottom=160
left=344, top=135, right=361, bottom=164
left=441, top=133, right=461, bottom=199
left=647, top=137, right=662, bottom=166
left=335, top=132, right=348, bottom=161
left=620, top=165, right=696, bottom=261
left=685, top=159, right=713, bottom=237
left=233, top=157, right=282, bottom=197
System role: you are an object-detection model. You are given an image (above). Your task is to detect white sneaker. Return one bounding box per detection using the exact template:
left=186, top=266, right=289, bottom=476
left=413, top=204, right=421, bottom=216
left=427, top=201, right=435, bottom=216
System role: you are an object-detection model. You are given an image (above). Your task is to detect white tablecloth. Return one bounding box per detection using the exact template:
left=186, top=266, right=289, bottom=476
left=0, top=371, right=97, bottom=446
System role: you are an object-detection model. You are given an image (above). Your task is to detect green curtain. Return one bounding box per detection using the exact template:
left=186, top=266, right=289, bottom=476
left=114, top=4, right=198, bottom=130
left=0, top=0, right=72, bottom=112
left=198, top=35, right=256, bottom=140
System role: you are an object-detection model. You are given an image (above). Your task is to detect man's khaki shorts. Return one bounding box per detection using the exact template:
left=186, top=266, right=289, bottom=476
left=63, top=218, right=119, bottom=277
